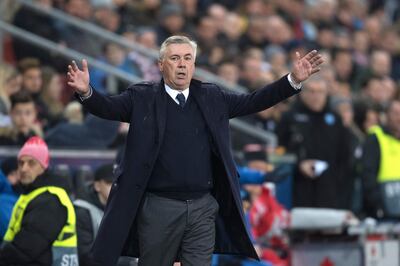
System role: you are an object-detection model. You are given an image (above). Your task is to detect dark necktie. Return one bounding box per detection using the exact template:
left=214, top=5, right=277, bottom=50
left=176, top=93, right=186, bottom=108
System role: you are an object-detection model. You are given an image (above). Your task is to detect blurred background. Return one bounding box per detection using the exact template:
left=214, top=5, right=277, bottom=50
left=0, top=0, right=399, bottom=265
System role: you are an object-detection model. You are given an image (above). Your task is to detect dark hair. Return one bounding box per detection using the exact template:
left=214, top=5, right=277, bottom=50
left=94, top=163, right=114, bottom=183
left=17, top=57, right=41, bottom=74
left=10, top=90, right=34, bottom=109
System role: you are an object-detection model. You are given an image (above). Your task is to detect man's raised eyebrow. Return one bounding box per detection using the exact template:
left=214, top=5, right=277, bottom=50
left=169, top=53, right=193, bottom=58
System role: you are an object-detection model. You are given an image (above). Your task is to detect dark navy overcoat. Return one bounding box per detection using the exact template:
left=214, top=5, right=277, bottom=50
left=78, top=75, right=299, bottom=266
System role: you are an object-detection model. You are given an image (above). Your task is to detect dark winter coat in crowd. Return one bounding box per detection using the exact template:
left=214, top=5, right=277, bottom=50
left=361, top=127, right=399, bottom=218
left=277, top=99, right=352, bottom=209
left=0, top=172, right=69, bottom=266
left=75, top=186, right=105, bottom=266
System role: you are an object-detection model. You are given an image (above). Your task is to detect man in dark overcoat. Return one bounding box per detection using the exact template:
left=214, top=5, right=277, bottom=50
left=67, top=35, right=323, bottom=266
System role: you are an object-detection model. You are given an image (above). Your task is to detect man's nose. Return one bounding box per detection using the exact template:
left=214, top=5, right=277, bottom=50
left=177, top=59, right=186, bottom=67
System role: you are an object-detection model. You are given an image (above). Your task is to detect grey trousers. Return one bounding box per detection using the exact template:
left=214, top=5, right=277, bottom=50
left=137, top=192, right=219, bottom=266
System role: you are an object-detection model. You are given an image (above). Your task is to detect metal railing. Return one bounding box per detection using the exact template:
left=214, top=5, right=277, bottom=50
left=0, top=21, right=142, bottom=84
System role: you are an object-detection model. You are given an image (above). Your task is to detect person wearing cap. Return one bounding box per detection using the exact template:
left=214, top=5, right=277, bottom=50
left=67, top=35, right=323, bottom=266
left=0, top=136, right=78, bottom=266
left=74, top=163, right=114, bottom=266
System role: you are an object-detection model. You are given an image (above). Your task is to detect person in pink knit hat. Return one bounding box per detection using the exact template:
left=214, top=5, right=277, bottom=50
left=17, top=136, right=49, bottom=185
left=0, top=136, right=78, bottom=266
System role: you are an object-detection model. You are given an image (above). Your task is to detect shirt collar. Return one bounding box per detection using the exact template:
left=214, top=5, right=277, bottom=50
left=164, top=84, right=189, bottom=101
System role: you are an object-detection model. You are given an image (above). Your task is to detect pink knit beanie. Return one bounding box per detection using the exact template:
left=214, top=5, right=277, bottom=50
left=18, top=136, right=49, bottom=169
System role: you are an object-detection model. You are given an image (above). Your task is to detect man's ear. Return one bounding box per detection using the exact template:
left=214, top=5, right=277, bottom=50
left=158, top=60, right=163, bottom=72
left=93, top=181, right=100, bottom=192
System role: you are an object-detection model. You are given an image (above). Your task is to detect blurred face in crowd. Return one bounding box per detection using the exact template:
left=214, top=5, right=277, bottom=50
left=336, top=31, right=352, bottom=49
left=364, top=17, right=381, bottom=47
left=317, top=28, right=335, bottom=49
left=159, top=43, right=195, bottom=91
left=105, top=44, right=126, bottom=66
left=36, top=0, right=52, bottom=7
left=301, top=79, right=328, bottom=112
left=387, top=101, right=400, bottom=139
left=371, top=51, right=391, bottom=77
left=197, top=17, right=218, bottom=43
left=65, top=0, right=92, bottom=20
left=333, top=51, right=353, bottom=81
left=269, top=51, right=288, bottom=75
left=365, top=78, right=395, bottom=105
left=218, top=63, right=239, bottom=85
left=7, top=168, right=20, bottom=186
left=94, top=180, right=112, bottom=206
left=5, top=75, right=22, bottom=96
left=247, top=17, right=266, bottom=43
left=46, top=75, right=63, bottom=101
left=265, top=16, right=292, bottom=45
left=162, top=14, right=184, bottom=34
left=314, top=0, right=337, bottom=22
left=11, top=102, right=37, bottom=134
left=241, top=57, right=262, bottom=85
left=18, top=156, right=45, bottom=185
left=381, top=29, right=399, bottom=54
left=137, top=31, right=157, bottom=49
left=95, top=7, right=120, bottom=32
left=143, top=0, right=160, bottom=9
left=208, top=4, right=227, bottom=31
left=22, top=67, right=42, bottom=94
left=336, top=101, right=354, bottom=127
left=353, top=31, right=369, bottom=53
left=223, top=12, right=243, bottom=40
left=364, top=109, right=379, bottom=132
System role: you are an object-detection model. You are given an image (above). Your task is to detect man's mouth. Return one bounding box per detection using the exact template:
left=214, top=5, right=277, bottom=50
left=177, top=72, right=186, bottom=79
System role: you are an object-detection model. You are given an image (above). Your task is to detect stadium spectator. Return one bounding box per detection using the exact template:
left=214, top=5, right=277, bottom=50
left=40, top=67, right=65, bottom=128
left=127, top=27, right=161, bottom=82
left=277, top=75, right=352, bottom=209
left=60, top=0, right=103, bottom=57
left=90, top=42, right=141, bottom=94
left=74, top=163, right=113, bottom=266
left=12, top=0, right=62, bottom=66
left=0, top=64, right=21, bottom=117
left=0, top=91, right=42, bottom=146
left=362, top=100, right=400, bottom=218
left=0, top=157, right=19, bottom=242
left=0, top=137, right=78, bottom=265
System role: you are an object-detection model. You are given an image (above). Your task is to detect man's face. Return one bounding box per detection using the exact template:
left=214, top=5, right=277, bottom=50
left=387, top=101, right=400, bottom=138
left=11, top=102, right=37, bottom=134
left=18, top=156, right=45, bottom=185
left=65, top=0, right=92, bottom=20
left=301, top=80, right=328, bottom=112
left=159, top=43, right=195, bottom=91
left=22, top=68, right=42, bottom=94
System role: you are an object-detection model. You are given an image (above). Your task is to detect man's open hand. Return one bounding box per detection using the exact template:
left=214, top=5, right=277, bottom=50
left=67, top=59, right=90, bottom=96
left=291, top=50, right=324, bottom=83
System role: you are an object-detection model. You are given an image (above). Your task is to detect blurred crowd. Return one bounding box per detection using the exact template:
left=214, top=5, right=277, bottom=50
left=0, top=0, right=400, bottom=265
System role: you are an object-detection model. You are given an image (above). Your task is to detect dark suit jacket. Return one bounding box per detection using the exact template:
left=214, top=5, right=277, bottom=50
left=78, top=75, right=299, bottom=266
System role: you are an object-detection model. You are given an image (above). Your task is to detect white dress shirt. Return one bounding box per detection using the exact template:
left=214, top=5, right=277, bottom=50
left=164, top=84, right=190, bottom=104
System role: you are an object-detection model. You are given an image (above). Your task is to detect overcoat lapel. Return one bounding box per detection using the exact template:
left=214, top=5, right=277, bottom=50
left=154, top=81, right=167, bottom=145
left=190, top=80, right=217, bottom=139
